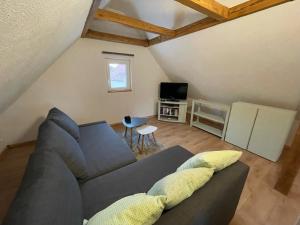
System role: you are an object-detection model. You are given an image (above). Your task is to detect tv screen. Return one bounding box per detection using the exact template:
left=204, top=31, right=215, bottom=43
left=160, top=82, right=188, bottom=100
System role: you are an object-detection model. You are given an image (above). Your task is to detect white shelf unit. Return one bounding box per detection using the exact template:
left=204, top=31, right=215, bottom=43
left=190, top=99, right=230, bottom=139
left=158, top=100, right=187, bottom=123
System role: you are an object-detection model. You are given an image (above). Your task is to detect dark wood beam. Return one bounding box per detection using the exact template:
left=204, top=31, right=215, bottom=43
left=175, top=0, right=229, bottom=20
left=86, top=30, right=149, bottom=47
left=94, top=9, right=175, bottom=37
left=81, top=0, right=103, bottom=37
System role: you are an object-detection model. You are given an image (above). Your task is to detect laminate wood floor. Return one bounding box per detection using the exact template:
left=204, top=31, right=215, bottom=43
left=0, top=118, right=299, bottom=225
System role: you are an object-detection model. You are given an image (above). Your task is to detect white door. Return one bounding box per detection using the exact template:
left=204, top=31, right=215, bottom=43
left=248, top=107, right=296, bottom=162
left=225, top=102, right=258, bottom=149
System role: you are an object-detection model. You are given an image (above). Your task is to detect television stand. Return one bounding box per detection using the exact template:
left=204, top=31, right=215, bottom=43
left=158, top=100, right=187, bottom=123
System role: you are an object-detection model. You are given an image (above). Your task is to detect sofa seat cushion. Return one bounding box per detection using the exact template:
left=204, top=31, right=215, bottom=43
left=47, top=107, right=80, bottom=140
left=78, top=121, right=136, bottom=179
left=37, top=120, right=88, bottom=180
left=3, top=151, right=83, bottom=225
left=80, top=146, right=193, bottom=219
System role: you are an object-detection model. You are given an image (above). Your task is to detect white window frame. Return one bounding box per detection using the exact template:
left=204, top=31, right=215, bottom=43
left=105, top=56, right=133, bottom=93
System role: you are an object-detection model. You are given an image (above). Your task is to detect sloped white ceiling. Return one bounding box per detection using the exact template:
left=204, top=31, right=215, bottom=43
left=0, top=0, right=93, bottom=113
left=149, top=1, right=300, bottom=110
left=1, top=0, right=299, bottom=115
left=94, top=0, right=207, bottom=39
left=97, top=0, right=300, bottom=111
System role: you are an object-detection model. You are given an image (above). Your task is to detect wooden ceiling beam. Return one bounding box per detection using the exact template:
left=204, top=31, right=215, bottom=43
left=149, top=17, right=221, bottom=46
left=81, top=0, right=103, bottom=37
left=94, top=9, right=176, bottom=37
left=149, top=0, right=292, bottom=46
left=229, top=0, right=292, bottom=19
left=175, top=0, right=229, bottom=20
left=86, top=30, right=149, bottom=47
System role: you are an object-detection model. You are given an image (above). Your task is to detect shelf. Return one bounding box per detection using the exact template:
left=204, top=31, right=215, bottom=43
left=161, top=106, right=180, bottom=109
left=159, top=114, right=178, bottom=117
left=192, top=99, right=230, bottom=111
left=160, top=100, right=188, bottom=105
left=193, top=111, right=225, bottom=124
left=192, top=121, right=222, bottom=137
left=160, top=116, right=181, bottom=123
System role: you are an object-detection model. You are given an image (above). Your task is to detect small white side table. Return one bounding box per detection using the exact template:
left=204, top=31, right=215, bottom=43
left=136, top=125, right=157, bottom=151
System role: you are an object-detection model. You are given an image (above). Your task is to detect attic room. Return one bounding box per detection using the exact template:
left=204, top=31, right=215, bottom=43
left=0, top=0, right=300, bottom=224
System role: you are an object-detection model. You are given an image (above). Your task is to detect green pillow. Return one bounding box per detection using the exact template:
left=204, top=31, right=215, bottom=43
left=86, top=193, right=166, bottom=225
left=147, top=168, right=214, bottom=209
left=177, top=150, right=242, bottom=172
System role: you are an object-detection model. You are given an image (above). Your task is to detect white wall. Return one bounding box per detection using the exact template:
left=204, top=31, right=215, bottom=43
left=149, top=1, right=300, bottom=111
left=0, top=38, right=169, bottom=152
left=0, top=0, right=92, bottom=113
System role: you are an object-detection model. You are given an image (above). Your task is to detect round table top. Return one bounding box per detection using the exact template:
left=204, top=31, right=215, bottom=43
left=122, top=117, right=148, bottom=128
left=136, top=125, right=157, bottom=135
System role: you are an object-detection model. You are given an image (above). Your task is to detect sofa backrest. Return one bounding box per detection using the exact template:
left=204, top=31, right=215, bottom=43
left=36, top=120, right=89, bottom=180
left=3, top=151, right=83, bottom=225
left=47, top=107, right=80, bottom=141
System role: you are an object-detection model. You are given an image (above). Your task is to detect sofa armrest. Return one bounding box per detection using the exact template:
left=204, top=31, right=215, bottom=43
left=79, top=121, right=107, bottom=127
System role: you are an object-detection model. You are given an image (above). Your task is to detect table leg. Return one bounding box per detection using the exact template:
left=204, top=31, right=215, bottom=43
left=130, top=128, right=133, bottom=148
left=142, top=135, right=144, bottom=152
left=124, top=127, right=128, bottom=137
left=152, top=133, right=156, bottom=144
left=138, top=134, right=141, bottom=145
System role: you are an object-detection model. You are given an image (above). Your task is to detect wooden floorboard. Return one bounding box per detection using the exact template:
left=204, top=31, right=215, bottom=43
left=0, top=117, right=299, bottom=224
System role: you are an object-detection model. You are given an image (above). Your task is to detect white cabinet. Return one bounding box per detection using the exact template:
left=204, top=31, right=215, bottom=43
left=225, top=102, right=296, bottom=162
left=248, top=107, right=296, bottom=161
left=225, top=103, right=258, bottom=148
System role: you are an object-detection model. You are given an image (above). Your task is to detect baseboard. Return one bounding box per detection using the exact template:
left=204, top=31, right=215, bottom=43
left=6, top=140, right=36, bottom=150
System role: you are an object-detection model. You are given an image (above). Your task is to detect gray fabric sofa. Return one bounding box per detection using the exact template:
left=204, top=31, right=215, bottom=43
left=3, top=108, right=249, bottom=225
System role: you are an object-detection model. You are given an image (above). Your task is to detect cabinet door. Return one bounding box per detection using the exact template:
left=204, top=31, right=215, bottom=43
left=248, top=108, right=296, bottom=162
left=225, top=102, right=258, bottom=149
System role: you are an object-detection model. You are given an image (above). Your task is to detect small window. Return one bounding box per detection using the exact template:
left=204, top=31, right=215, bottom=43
left=105, top=57, right=132, bottom=92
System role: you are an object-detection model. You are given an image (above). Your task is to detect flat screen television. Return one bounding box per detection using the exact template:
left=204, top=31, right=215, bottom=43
left=160, top=82, right=188, bottom=101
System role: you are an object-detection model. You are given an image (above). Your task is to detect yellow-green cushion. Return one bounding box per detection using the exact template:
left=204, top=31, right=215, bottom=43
left=86, top=193, right=166, bottom=225
left=147, top=168, right=214, bottom=209
left=177, top=150, right=242, bottom=172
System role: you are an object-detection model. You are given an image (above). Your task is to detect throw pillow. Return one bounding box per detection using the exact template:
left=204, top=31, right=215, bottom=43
left=47, top=107, right=80, bottom=140
left=177, top=150, right=242, bottom=172
left=86, top=193, right=167, bottom=225
left=147, top=168, right=214, bottom=209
